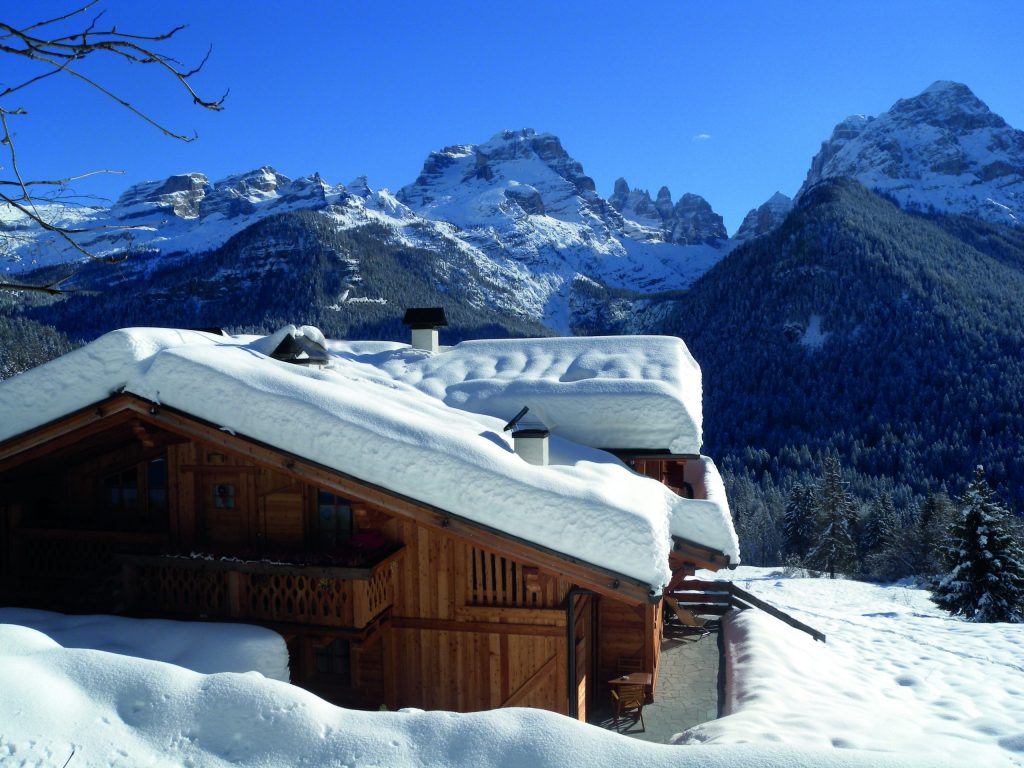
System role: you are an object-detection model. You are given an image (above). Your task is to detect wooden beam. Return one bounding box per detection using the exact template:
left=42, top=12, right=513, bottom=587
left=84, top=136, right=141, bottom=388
left=670, top=536, right=731, bottom=572
left=391, top=616, right=565, bottom=638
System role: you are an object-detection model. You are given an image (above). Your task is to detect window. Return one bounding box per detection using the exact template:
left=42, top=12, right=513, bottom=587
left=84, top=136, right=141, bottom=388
left=97, top=455, right=169, bottom=530
left=212, top=483, right=236, bottom=509
left=314, top=639, right=351, bottom=683
left=317, top=491, right=352, bottom=548
left=147, top=458, right=168, bottom=520
left=103, top=468, right=139, bottom=515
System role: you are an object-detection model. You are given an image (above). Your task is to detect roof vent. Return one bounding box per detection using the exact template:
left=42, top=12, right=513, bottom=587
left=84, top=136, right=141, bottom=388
left=503, top=406, right=550, bottom=466
left=251, top=325, right=330, bottom=366
left=402, top=307, right=448, bottom=353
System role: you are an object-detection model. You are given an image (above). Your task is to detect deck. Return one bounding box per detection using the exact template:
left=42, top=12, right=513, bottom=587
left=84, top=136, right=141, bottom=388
left=588, top=620, right=722, bottom=742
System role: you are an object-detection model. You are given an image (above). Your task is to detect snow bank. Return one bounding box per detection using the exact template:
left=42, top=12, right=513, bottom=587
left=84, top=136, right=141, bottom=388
left=0, top=619, right=952, bottom=768
left=0, top=608, right=289, bottom=681
left=328, top=335, right=703, bottom=454
left=679, top=567, right=1024, bottom=765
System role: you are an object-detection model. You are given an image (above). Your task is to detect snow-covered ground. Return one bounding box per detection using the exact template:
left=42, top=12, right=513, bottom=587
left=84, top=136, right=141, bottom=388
left=684, top=567, right=1024, bottom=765
left=5, top=569, right=1019, bottom=765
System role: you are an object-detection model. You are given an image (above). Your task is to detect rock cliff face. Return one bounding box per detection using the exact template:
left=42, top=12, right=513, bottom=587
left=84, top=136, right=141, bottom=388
left=733, top=192, right=794, bottom=243
left=609, top=178, right=728, bottom=245
left=800, top=81, right=1024, bottom=225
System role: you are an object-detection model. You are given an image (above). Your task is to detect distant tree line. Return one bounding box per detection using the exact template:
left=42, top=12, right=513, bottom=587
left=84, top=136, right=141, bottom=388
left=730, top=451, right=1024, bottom=622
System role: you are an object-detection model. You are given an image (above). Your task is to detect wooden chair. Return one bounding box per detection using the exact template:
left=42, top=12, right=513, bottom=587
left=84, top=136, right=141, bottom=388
left=611, top=684, right=646, bottom=731
left=617, top=656, right=643, bottom=675
left=664, top=595, right=709, bottom=636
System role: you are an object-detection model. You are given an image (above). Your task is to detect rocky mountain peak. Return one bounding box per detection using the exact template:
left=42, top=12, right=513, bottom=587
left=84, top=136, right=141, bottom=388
left=800, top=81, right=1024, bottom=226
left=607, top=179, right=726, bottom=245
left=734, top=192, right=793, bottom=243
left=112, top=172, right=209, bottom=220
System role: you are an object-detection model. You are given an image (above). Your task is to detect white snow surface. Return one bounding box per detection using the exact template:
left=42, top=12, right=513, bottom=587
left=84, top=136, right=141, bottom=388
left=679, top=567, right=1024, bottom=766
left=0, top=608, right=289, bottom=681
left=326, top=334, right=703, bottom=454
left=0, top=327, right=740, bottom=588
left=6, top=573, right=1012, bottom=767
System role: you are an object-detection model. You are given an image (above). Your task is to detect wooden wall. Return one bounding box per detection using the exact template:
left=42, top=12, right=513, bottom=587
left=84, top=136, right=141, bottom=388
left=3, top=421, right=661, bottom=718
left=597, top=599, right=657, bottom=696
left=382, top=518, right=575, bottom=714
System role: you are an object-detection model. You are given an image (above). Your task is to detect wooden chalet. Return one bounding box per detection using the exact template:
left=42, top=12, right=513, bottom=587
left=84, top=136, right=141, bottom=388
left=0, top=323, right=737, bottom=720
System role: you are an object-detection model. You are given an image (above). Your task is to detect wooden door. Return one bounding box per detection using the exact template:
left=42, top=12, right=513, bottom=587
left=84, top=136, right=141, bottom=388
left=573, top=594, right=594, bottom=721
left=259, top=487, right=306, bottom=554
left=197, top=471, right=250, bottom=551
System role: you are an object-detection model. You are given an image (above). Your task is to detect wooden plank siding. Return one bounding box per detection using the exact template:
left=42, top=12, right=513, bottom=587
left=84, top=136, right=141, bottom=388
left=0, top=394, right=669, bottom=718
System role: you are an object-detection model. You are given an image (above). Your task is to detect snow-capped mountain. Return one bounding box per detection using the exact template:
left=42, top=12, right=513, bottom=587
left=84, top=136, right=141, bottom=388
left=5, top=129, right=731, bottom=333
left=800, top=81, right=1024, bottom=225
left=394, top=129, right=730, bottom=328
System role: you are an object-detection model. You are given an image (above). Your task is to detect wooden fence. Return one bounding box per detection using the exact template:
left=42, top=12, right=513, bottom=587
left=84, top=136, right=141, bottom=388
left=668, top=578, right=826, bottom=643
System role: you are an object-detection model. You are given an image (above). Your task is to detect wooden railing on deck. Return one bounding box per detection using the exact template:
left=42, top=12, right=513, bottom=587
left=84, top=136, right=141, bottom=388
left=121, top=547, right=403, bottom=629
left=668, top=578, right=826, bottom=643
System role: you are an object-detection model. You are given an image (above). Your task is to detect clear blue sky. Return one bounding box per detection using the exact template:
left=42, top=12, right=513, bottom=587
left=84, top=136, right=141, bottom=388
left=5, top=1, right=1023, bottom=234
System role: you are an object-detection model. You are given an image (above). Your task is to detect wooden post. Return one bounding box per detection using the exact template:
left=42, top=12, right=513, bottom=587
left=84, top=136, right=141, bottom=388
left=228, top=571, right=241, bottom=617
left=122, top=560, right=139, bottom=610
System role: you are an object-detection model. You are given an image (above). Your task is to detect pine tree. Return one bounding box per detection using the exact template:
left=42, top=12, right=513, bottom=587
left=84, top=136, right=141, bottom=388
left=931, top=466, right=1024, bottom=623
left=806, top=455, right=858, bottom=579
left=862, top=491, right=913, bottom=581
left=913, top=490, right=955, bottom=576
left=782, top=482, right=816, bottom=561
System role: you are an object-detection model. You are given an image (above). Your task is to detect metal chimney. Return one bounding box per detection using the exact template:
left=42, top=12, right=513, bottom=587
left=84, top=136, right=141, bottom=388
left=503, top=406, right=550, bottom=466
left=402, top=307, right=449, bottom=353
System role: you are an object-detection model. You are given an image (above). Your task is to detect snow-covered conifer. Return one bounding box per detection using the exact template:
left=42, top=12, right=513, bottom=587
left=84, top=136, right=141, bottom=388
left=931, top=466, right=1024, bottom=623
left=782, top=482, right=816, bottom=561
left=806, top=455, right=858, bottom=579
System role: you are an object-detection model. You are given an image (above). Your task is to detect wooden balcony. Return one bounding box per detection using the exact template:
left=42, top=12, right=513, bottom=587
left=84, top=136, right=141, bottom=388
left=120, top=547, right=403, bottom=629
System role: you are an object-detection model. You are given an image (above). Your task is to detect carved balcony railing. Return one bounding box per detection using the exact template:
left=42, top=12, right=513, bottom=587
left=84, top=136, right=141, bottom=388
left=120, top=547, right=403, bottom=629
left=6, top=527, right=168, bottom=610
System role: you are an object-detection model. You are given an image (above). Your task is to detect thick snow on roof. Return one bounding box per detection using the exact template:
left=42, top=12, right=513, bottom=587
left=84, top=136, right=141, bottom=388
left=328, top=335, right=703, bottom=454
left=0, top=327, right=738, bottom=587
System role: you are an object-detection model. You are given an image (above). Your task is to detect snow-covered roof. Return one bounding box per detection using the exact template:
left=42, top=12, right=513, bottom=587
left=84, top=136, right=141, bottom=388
left=0, top=327, right=738, bottom=589
left=326, top=335, right=703, bottom=454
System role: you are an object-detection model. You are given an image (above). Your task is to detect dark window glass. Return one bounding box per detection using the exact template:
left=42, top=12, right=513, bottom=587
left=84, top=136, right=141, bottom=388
left=317, top=491, right=352, bottom=548
left=103, top=469, right=139, bottom=516
left=213, top=483, right=236, bottom=509
left=314, top=639, right=351, bottom=682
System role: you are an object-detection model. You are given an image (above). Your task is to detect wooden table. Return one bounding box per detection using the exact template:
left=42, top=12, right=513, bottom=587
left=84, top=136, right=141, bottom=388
left=607, top=671, right=653, bottom=688
left=608, top=672, right=653, bottom=726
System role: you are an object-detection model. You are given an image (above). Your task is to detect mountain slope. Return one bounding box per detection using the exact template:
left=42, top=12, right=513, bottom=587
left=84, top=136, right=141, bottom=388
left=801, top=81, right=1024, bottom=226
left=661, top=178, right=1024, bottom=505
left=20, top=213, right=551, bottom=343
left=4, top=130, right=731, bottom=335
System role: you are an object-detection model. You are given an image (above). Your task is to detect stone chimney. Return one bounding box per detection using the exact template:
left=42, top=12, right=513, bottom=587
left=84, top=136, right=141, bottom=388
left=402, top=307, right=449, bottom=353
left=503, top=406, right=550, bottom=466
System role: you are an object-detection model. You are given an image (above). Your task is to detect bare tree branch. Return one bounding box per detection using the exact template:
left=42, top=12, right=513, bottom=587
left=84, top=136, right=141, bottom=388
left=0, top=2, right=225, bottom=294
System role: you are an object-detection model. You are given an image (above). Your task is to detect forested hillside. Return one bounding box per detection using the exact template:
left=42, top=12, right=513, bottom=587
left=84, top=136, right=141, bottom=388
left=12, top=212, right=551, bottom=345
left=661, top=178, right=1024, bottom=511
